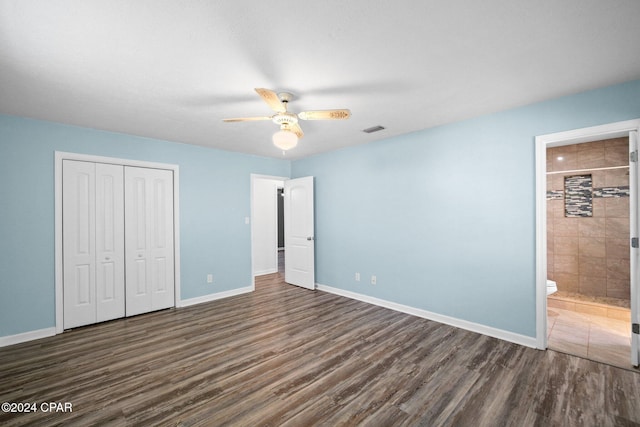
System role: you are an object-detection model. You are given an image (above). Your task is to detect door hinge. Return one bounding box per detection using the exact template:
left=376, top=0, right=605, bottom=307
left=631, top=151, right=638, bottom=163
left=633, top=323, right=639, bottom=335
left=633, top=238, right=639, bottom=248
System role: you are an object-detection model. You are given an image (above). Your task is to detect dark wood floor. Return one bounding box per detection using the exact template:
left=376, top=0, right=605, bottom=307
left=2, top=273, right=640, bottom=426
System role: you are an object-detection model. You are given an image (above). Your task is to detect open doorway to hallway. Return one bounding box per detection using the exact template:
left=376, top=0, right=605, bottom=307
left=278, top=187, right=285, bottom=275
left=251, top=175, right=287, bottom=280
left=252, top=174, right=316, bottom=290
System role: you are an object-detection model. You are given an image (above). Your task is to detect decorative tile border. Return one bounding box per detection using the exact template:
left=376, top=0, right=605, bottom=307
left=547, top=186, right=630, bottom=200
left=593, top=185, right=630, bottom=198
left=547, top=190, right=564, bottom=200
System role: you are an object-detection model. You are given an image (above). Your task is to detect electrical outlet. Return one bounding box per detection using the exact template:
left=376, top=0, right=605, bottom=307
left=355, top=272, right=360, bottom=282
left=371, top=275, right=377, bottom=285
left=207, top=274, right=213, bottom=283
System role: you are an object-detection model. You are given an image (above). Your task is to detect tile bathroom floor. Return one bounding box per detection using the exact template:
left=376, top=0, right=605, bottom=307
left=547, top=306, right=633, bottom=370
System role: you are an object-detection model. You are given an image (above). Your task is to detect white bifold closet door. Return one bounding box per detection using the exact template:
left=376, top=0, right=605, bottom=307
left=63, top=161, right=175, bottom=328
left=63, top=160, right=125, bottom=329
left=124, top=166, right=175, bottom=316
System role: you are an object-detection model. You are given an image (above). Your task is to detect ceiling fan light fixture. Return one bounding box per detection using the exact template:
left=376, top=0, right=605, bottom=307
left=224, top=88, right=350, bottom=152
left=272, top=129, right=298, bottom=150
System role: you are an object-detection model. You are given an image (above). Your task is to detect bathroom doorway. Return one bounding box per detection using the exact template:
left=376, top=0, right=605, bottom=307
left=545, top=137, right=631, bottom=368
left=535, top=119, right=640, bottom=369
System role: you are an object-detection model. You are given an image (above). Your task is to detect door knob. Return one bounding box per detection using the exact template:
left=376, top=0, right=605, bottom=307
left=307, top=236, right=315, bottom=241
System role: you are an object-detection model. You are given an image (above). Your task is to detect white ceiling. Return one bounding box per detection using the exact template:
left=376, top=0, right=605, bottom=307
left=1, top=1, right=640, bottom=160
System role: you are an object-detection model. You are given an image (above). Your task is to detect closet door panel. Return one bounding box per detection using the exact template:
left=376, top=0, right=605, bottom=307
left=125, top=167, right=174, bottom=316
left=95, top=163, right=125, bottom=322
left=149, top=173, right=174, bottom=311
left=63, top=160, right=96, bottom=329
left=125, top=173, right=152, bottom=316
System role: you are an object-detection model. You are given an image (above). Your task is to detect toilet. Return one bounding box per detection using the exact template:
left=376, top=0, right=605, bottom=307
left=546, top=279, right=558, bottom=296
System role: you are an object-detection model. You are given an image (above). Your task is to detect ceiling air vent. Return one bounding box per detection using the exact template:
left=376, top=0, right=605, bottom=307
left=362, top=125, right=385, bottom=134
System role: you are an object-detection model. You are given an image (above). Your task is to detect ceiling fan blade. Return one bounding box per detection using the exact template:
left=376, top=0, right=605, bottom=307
left=222, top=116, right=272, bottom=122
left=255, top=88, right=286, bottom=113
left=298, top=109, right=351, bottom=120
left=289, top=123, right=304, bottom=139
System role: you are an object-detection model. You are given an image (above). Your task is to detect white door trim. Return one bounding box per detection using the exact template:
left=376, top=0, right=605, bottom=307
left=630, top=130, right=639, bottom=366
left=55, top=151, right=181, bottom=334
left=535, top=119, right=640, bottom=350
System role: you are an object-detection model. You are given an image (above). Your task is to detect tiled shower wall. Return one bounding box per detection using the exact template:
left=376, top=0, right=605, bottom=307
left=546, top=137, right=630, bottom=300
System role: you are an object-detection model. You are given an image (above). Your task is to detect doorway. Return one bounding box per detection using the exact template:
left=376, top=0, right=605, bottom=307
left=251, top=174, right=316, bottom=290
left=535, top=119, right=640, bottom=368
left=278, top=187, right=285, bottom=274
left=545, top=138, right=631, bottom=368
left=251, top=174, right=287, bottom=282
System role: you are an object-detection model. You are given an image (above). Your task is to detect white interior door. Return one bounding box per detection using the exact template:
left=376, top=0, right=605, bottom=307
left=630, top=130, right=639, bottom=366
left=284, top=176, right=315, bottom=290
left=95, top=163, right=125, bottom=322
left=63, top=160, right=97, bottom=328
left=125, top=166, right=175, bottom=316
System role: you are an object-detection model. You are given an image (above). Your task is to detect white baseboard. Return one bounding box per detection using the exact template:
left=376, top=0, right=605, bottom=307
left=0, top=287, right=255, bottom=347
left=254, top=268, right=277, bottom=276
left=1, top=286, right=535, bottom=349
left=316, top=284, right=537, bottom=349
left=178, top=286, right=254, bottom=308
left=0, top=327, right=56, bottom=348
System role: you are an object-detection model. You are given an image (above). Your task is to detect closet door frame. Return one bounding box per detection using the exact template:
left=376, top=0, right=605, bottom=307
left=55, top=151, right=181, bottom=334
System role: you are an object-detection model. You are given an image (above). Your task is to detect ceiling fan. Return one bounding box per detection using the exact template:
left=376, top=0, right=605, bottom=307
left=222, top=88, right=351, bottom=150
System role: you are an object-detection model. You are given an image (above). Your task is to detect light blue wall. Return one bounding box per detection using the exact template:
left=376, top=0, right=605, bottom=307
left=292, top=79, right=640, bottom=337
left=3, top=80, right=640, bottom=340
left=0, top=116, right=290, bottom=337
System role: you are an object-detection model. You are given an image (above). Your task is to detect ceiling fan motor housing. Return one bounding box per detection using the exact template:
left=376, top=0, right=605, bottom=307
left=272, top=112, right=298, bottom=126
